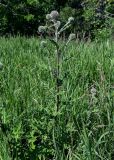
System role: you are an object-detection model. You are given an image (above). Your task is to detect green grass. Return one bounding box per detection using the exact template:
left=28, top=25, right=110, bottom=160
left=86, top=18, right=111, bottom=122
left=0, top=37, right=114, bottom=160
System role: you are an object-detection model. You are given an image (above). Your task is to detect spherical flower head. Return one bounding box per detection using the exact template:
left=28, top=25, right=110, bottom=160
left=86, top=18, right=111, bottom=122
left=68, top=33, right=76, bottom=41
left=38, top=26, right=47, bottom=33
left=50, top=10, right=59, bottom=21
left=46, top=14, right=52, bottom=20
left=68, top=17, right=74, bottom=24
left=40, top=41, right=47, bottom=48
left=0, top=62, right=3, bottom=70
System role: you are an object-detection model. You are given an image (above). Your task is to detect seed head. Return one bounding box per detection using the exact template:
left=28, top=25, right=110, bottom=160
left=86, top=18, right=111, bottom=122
left=50, top=10, right=59, bottom=20
left=38, top=26, right=47, bottom=33
left=0, top=62, right=3, bottom=70
left=46, top=14, right=52, bottom=20
left=68, top=33, right=76, bottom=41
left=68, top=17, right=74, bottom=24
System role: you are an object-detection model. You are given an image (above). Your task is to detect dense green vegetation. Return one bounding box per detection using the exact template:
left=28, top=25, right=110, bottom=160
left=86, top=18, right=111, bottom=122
left=0, top=1, right=114, bottom=160
left=0, top=0, right=114, bottom=38
left=0, top=37, right=114, bottom=159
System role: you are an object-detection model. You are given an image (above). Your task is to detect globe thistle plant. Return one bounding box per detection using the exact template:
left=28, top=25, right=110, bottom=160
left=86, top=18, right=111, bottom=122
left=38, top=10, right=75, bottom=112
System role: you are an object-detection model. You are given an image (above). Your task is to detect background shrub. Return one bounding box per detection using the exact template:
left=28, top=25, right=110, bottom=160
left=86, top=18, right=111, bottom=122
left=0, top=0, right=114, bottom=39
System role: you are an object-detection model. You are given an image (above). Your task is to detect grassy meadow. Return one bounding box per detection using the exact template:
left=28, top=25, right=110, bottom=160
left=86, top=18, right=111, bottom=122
left=0, top=37, right=114, bottom=160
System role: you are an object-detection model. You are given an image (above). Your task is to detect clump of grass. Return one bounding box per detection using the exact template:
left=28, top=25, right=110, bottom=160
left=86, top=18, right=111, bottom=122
left=0, top=37, right=114, bottom=159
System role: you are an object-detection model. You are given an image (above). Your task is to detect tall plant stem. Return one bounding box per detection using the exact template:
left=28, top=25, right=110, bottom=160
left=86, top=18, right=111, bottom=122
left=55, top=29, right=60, bottom=112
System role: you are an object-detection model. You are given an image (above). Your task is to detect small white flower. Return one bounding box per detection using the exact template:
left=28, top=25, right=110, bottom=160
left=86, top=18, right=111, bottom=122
left=68, top=17, right=74, bottom=23
left=50, top=10, right=59, bottom=20
left=68, top=33, right=76, bottom=41
left=38, top=26, right=47, bottom=33
left=0, top=62, right=3, bottom=70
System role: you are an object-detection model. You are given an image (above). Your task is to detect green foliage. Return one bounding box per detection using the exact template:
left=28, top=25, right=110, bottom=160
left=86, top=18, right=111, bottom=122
left=60, top=7, right=75, bottom=22
left=94, top=28, right=109, bottom=40
left=0, top=37, right=114, bottom=159
left=0, top=0, right=114, bottom=38
left=0, top=0, right=55, bottom=35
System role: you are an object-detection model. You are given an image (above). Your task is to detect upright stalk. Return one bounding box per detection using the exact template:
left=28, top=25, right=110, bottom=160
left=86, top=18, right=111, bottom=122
left=38, top=11, right=75, bottom=155
left=55, top=28, right=60, bottom=112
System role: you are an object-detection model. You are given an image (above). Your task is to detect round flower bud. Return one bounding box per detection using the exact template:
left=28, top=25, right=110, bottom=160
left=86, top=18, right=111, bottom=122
left=50, top=10, right=59, bottom=20
left=46, top=14, right=52, bottom=20
left=68, top=33, right=76, bottom=41
left=54, top=21, right=61, bottom=29
left=38, top=26, right=47, bottom=33
left=0, top=62, right=3, bottom=70
left=68, top=17, right=74, bottom=23
left=40, top=41, right=47, bottom=48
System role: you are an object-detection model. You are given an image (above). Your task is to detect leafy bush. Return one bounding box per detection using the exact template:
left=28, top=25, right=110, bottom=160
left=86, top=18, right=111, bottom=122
left=0, top=0, right=114, bottom=39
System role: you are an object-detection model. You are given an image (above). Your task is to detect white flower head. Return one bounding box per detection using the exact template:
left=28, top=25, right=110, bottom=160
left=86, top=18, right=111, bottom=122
left=46, top=14, right=52, bottom=20
left=68, top=17, right=74, bottom=24
left=38, top=26, right=47, bottom=33
left=50, top=10, right=59, bottom=20
left=68, top=33, right=76, bottom=41
left=0, top=62, right=3, bottom=70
